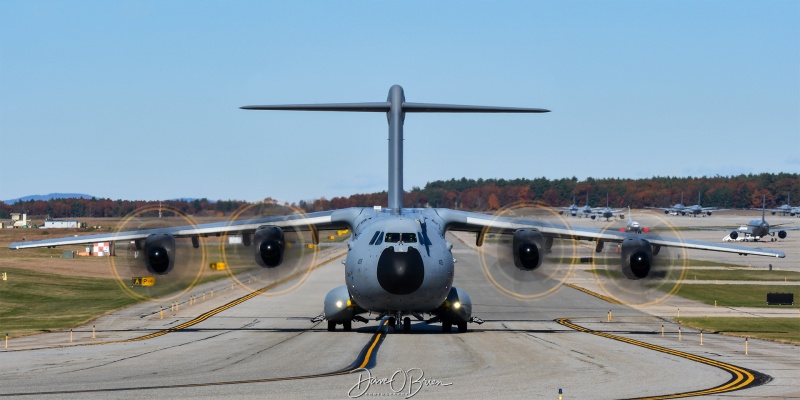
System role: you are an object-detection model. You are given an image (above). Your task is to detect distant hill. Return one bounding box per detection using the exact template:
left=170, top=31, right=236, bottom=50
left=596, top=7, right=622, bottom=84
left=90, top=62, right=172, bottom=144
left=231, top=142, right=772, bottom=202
left=3, top=193, right=96, bottom=205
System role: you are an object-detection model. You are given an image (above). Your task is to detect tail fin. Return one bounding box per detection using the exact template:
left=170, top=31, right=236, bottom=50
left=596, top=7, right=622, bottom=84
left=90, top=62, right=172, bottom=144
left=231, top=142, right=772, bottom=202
left=762, top=194, right=766, bottom=222
left=242, top=85, right=549, bottom=210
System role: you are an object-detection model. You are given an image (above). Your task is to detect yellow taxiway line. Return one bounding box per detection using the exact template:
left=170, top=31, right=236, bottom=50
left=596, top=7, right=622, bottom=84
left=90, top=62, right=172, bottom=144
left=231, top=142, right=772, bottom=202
left=556, top=318, right=759, bottom=399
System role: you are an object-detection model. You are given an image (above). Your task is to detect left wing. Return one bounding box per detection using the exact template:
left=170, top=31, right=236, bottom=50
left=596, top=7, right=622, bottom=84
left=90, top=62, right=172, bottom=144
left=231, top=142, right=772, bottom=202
left=8, top=209, right=360, bottom=250
left=435, top=209, right=785, bottom=258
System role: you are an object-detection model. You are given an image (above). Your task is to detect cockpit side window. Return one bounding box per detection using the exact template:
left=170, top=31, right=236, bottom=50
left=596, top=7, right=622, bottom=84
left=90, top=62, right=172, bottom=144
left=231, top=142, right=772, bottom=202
left=375, top=232, right=384, bottom=245
left=368, top=231, right=381, bottom=245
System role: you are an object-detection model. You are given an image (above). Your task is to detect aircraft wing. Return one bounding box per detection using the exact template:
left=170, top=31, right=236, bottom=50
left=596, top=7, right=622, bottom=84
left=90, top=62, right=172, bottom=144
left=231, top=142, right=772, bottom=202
left=692, top=226, right=753, bottom=234
left=8, top=209, right=356, bottom=250
left=435, top=209, right=785, bottom=258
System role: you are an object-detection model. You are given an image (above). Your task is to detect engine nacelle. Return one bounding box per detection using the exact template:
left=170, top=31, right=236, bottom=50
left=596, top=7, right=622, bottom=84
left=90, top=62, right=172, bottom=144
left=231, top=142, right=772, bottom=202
left=143, top=234, right=176, bottom=275
left=778, top=230, right=787, bottom=239
left=590, top=215, right=597, bottom=220
left=512, top=229, right=544, bottom=271
left=619, top=237, right=653, bottom=280
left=706, top=211, right=713, bottom=216
left=729, top=231, right=739, bottom=240
left=664, top=210, right=669, bottom=214
left=253, top=226, right=285, bottom=268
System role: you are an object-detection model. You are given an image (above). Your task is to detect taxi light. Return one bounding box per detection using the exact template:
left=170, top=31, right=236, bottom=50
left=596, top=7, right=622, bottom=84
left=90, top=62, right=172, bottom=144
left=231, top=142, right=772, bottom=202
left=336, top=300, right=343, bottom=308
left=453, top=301, right=461, bottom=310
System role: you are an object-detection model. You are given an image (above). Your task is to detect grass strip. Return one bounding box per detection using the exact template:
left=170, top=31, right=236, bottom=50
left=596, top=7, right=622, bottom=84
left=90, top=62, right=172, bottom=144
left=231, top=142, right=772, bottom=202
left=676, top=317, right=800, bottom=345
left=0, top=267, right=141, bottom=338
left=667, top=284, right=799, bottom=308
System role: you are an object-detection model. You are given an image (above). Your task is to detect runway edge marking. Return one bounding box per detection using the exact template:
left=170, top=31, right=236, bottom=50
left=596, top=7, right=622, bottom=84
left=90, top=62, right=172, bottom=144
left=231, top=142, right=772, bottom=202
left=2, top=247, right=348, bottom=353
left=555, top=318, right=771, bottom=399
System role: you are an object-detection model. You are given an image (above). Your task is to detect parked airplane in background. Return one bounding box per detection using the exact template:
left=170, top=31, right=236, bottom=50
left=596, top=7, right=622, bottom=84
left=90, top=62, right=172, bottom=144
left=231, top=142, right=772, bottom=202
left=712, top=196, right=798, bottom=242
left=622, top=207, right=648, bottom=234
left=651, top=192, right=687, bottom=215
left=593, top=193, right=625, bottom=221
left=558, top=193, right=594, bottom=218
left=558, top=195, right=579, bottom=216
left=768, top=192, right=796, bottom=216
left=8, top=86, right=785, bottom=335
left=682, top=191, right=718, bottom=217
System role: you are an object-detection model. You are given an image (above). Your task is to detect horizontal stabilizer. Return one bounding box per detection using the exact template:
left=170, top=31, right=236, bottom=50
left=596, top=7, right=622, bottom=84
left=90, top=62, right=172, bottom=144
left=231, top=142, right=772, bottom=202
left=403, top=102, right=549, bottom=113
left=241, top=102, right=390, bottom=112
left=242, top=102, right=549, bottom=114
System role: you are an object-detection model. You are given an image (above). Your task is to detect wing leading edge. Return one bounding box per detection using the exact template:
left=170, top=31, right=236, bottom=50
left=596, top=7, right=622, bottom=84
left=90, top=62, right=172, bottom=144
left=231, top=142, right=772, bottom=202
left=8, top=209, right=362, bottom=250
left=435, top=209, right=785, bottom=258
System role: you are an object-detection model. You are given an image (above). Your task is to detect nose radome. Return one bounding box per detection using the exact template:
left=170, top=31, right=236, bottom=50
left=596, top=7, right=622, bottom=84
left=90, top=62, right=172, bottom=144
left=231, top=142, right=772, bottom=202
left=377, top=246, right=424, bottom=295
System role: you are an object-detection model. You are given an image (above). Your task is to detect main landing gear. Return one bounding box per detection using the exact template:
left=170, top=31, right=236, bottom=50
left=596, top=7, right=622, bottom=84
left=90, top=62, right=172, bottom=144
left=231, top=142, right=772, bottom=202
left=327, top=321, right=352, bottom=332
left=441, top=321, right=467, bottom=333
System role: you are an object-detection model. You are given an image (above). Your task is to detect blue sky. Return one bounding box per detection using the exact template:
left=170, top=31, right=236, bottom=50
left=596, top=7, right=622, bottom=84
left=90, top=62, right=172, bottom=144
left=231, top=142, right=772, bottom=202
left=1, top=1, right=798, bottom=203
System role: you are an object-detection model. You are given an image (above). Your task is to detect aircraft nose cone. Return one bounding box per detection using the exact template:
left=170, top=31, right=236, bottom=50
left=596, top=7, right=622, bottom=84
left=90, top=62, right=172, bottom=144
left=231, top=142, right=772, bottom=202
left=377, top=246, right=424, bottom=295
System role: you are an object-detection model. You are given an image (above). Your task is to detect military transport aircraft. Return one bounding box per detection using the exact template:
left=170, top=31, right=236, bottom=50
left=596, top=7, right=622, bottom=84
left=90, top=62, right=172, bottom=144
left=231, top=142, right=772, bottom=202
left=622, top=207, right=648, bottom=234
left=557, top=195, right=580, bottom=216
left=558, top=193, right=595, bottom=218
left=592, top=193, right=626, bottom=221
left=767, top=192, right=796, bottom=217
left=682, top=190, right=718, bottom=217
left=650, top=191, right=688, bottom=215
left=712, top=196, right=798, bottom=242
left=9, top=85, right=785, bottom=334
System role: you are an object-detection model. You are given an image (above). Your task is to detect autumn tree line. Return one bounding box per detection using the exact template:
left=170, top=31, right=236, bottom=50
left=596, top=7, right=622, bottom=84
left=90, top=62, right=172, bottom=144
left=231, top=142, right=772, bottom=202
left=2, top=173, right=797, bottom=219
left=298, top=173, right=799, bottom=212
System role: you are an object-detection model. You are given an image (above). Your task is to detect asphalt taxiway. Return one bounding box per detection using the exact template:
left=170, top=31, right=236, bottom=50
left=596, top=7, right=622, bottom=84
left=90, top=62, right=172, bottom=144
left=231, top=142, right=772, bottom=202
left=1, top=212, right=798, bottom=399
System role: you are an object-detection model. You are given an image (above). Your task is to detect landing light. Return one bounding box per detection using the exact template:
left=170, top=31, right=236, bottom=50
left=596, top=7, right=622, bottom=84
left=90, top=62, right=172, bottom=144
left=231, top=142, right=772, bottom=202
left=453, top=301, right=461, bottom=310
left=336, top=300, right=343, bottom=308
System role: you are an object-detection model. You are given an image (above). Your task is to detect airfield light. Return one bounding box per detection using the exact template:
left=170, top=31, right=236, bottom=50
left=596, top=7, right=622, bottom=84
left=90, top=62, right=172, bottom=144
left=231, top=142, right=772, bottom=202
left=453, top=301, right=461, bottom=310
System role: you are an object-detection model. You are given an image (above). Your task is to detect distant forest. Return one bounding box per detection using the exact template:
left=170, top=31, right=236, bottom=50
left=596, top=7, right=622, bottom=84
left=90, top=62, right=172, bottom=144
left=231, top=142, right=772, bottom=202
left=2, top=173, right=797, bottom=219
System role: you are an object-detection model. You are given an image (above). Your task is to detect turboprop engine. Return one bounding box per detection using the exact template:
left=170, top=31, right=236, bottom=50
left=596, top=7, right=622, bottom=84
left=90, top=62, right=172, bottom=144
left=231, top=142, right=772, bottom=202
left=512, top=229, right=545, bottom=271
left=619, top=237, right=653, bottom=279
left=143, top=233, right=176, bottom=275
left=253, top=226, right=285, bottom=268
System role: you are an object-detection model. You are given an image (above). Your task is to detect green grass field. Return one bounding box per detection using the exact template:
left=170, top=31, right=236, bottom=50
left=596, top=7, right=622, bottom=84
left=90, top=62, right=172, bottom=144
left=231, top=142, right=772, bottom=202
left=668, top=284, right=799, bottom=308
left=586, top=268, right=800, bottom=282
left=0, top=267, right=142, bottom=338
left=0, top=245, right=324, bottom=338
left=676, top=317, right=800, bottom=345
left=571, top=258, right=748, bottom=268
left=680, top=269, right=800, bottom=282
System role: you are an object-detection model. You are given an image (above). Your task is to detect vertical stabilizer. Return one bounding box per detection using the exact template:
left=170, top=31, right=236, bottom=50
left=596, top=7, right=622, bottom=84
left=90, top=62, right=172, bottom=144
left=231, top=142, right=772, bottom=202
left=762, top=194, right=766, bottom=222
left=242, top=85, right=548, bottom=211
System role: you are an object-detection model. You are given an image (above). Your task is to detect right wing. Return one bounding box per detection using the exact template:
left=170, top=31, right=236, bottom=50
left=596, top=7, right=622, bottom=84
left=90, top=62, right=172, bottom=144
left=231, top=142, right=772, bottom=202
left=435, top=208, right=785, bottom=258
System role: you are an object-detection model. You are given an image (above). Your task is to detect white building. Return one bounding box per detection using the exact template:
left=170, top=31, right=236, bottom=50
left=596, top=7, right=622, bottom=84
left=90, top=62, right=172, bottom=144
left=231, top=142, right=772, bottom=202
left=44, top=219, right=80, bottom=229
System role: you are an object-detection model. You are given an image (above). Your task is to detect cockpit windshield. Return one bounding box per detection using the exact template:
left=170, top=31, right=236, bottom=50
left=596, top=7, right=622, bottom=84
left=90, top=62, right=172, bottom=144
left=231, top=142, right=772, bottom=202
left=383, top=233, right=417, bottom=243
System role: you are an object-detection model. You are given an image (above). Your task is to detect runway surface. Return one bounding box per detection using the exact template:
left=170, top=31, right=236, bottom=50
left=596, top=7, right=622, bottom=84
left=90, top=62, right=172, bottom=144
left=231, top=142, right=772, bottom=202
left=1, top=212, right=798, bottom=399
